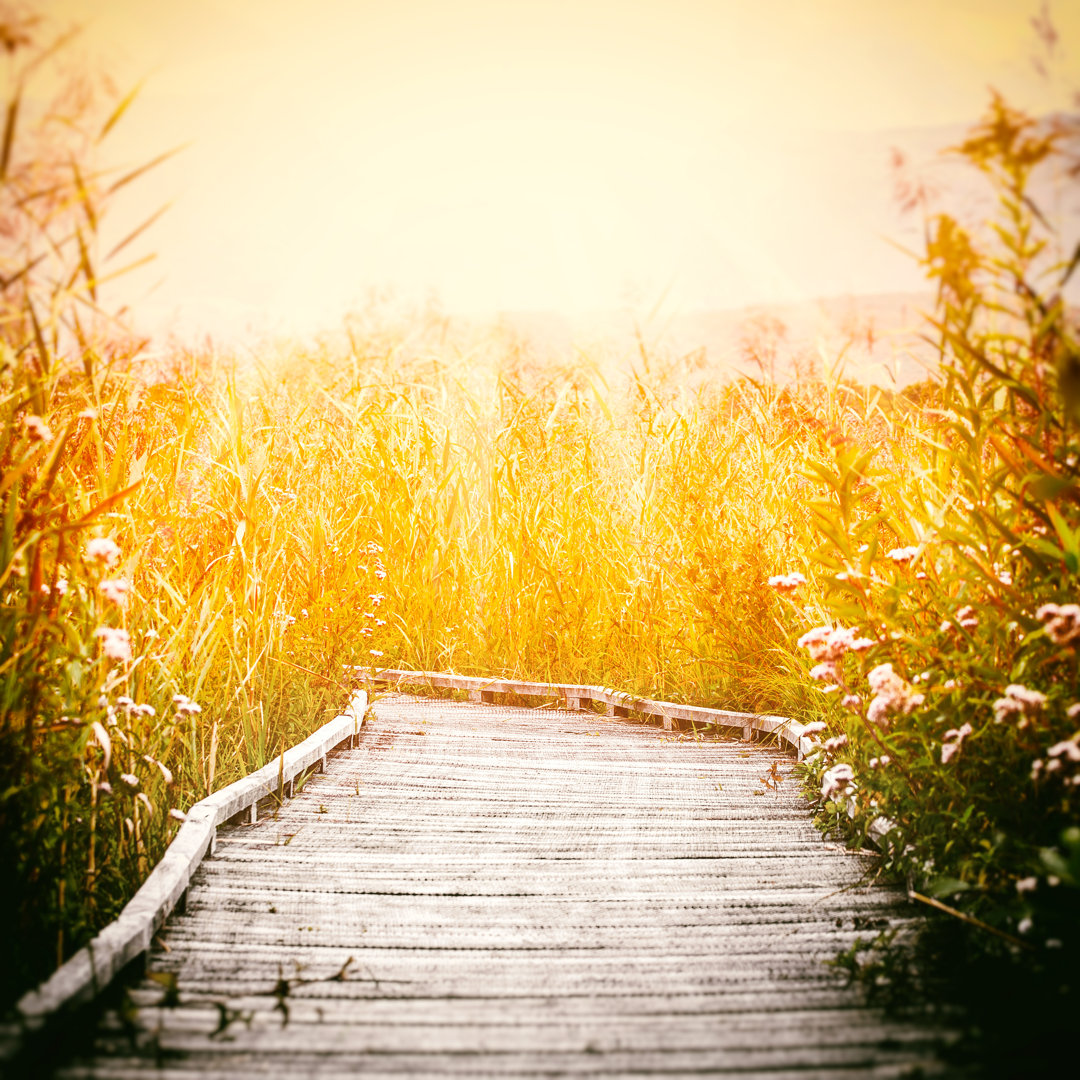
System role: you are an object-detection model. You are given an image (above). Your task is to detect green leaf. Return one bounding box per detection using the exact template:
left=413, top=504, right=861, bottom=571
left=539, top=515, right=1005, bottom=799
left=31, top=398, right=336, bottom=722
left=926, top=876, right=971, bottom=899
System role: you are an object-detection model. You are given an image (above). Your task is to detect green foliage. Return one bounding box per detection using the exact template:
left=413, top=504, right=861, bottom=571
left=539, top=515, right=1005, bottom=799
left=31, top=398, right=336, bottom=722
left=782, top=93, right=1080, bottom=953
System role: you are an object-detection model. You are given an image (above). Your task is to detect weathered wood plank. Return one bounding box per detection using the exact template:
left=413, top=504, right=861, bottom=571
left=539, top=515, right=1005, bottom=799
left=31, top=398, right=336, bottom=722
left=5, top=692, right=367, bottom=1062
left=49, top=694, right=947, bottom=1077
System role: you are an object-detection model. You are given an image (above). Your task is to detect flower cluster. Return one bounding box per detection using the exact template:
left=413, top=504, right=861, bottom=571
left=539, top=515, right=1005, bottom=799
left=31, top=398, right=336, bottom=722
left=359, top=541, right=387, bottom=581
left=85, top=537, right=122, bottom=568
left=99, top=578, right=130, bottom=608
left=821, top=762, right=856, bottom=801
left=1036, top=602, right=1080, bottom=646
left=865, top=663, right=924, bottom=727
left=23, top=414, right=53, bottom=442
left=173, top=693, right=202, bottom=716
left=116, top=695, right=155, bottom=718
left=798, top=624, right=877, bottom=662
left=993, top=684, right=1047, bottom=727
left=886, top=545, right=919, bottom=564
left=941, top=722, right=973, bottom=764
left=1032, top=735, right=1080, bottom=788
left=767, top=571, right=806, bottom=591
left=94, top=626, right=132, bottom=663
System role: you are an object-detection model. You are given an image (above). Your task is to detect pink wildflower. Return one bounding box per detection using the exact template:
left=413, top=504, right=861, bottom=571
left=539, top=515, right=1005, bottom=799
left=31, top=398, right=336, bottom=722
left=173, top=694, right=201, bottom=716
left=821, top=763, right=856, bottom=801
left=1036, top=603, right=1080, bottom=645
left=98, top=578, right=130, bottom=608
left=865, top=663, right=924, bottom=728
left=86, top=537, right=122, bottom=568
left=993, top=684, right=1047, bottom=726
left=94, top=626, right=132, bottom=663
left=1047, top=737, right=1080, bottom=763
left=797, top=624, right=876, bottom=662
left=941, top=722, right=973, bottom=765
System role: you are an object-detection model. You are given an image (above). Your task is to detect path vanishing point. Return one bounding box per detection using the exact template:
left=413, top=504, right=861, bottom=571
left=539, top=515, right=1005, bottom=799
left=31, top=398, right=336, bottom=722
left=42, top=689, right=946, bottom=1077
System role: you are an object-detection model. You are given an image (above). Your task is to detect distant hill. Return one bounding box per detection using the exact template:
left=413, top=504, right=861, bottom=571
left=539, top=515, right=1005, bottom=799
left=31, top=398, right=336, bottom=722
left=490, top=291, right=940, bottom=390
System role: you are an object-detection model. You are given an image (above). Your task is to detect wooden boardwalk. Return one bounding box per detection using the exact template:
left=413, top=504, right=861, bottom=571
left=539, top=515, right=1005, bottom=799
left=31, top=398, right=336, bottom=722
left=53, top=693, right=945, bottom=1077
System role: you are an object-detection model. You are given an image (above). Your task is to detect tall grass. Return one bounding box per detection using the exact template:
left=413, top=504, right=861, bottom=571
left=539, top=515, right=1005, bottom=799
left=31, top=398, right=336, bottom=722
left=3, top=4, right=1079, bottom=1041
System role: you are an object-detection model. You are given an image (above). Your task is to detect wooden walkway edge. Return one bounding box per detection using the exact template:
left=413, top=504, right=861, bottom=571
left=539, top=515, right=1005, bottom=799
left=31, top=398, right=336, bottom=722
left=1, top=691, right=368, bottom=1068
left=36, top=687, right=947, bottom=1077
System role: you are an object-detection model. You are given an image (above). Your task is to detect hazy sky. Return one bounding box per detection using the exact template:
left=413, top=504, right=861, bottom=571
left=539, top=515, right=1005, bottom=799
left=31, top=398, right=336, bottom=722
left=46, top=0, right=1080, bottom=342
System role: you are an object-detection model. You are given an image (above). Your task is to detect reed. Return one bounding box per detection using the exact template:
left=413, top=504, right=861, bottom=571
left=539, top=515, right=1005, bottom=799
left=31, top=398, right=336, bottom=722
left=2, top=2, right=1077, bottom=1024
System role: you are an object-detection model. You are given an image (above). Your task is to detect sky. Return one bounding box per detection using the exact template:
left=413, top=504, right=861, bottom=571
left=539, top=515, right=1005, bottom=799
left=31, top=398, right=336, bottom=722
left=42, top=0, right=1080, bottom=344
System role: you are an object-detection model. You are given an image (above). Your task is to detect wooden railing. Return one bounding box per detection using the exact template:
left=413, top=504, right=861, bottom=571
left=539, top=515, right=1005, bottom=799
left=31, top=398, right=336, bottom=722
left=4, top=690, right=368, bottom=1063
left=373, top=668, right=814, bottom=758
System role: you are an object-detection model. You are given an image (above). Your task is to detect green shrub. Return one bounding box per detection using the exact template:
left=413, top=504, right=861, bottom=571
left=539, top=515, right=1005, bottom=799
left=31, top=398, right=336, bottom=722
left=785, top=93, right=1080, bottom=953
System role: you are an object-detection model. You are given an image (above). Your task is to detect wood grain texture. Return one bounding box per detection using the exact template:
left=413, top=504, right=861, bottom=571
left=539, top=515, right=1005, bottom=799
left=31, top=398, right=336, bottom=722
left=373, top=669, right=815, bottom=752
left=4, top=692, right=367, bottom=1067
left=52, top=694, right=946, bottom=1077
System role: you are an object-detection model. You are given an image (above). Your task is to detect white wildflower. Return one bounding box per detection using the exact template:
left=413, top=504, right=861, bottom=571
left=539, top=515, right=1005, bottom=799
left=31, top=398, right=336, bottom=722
left=168, top=808, right=187, bottom=823
left=1015, top=877, right=1038, bottom=894
left=886, top=546, right=919, bottom=564
left=768, top=571, right=806, bottom=591
left=119, top=772, right=140, bottom=789
left=90, top=720, right=112, bottom=770
left=172, top=693, right=201, bottom=716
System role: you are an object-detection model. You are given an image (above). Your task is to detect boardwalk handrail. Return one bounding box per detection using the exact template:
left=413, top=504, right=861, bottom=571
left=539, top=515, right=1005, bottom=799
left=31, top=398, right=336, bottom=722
left=373, top=668, right=816, bottom=758
left=5, top=689, right=368, bottom=1058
